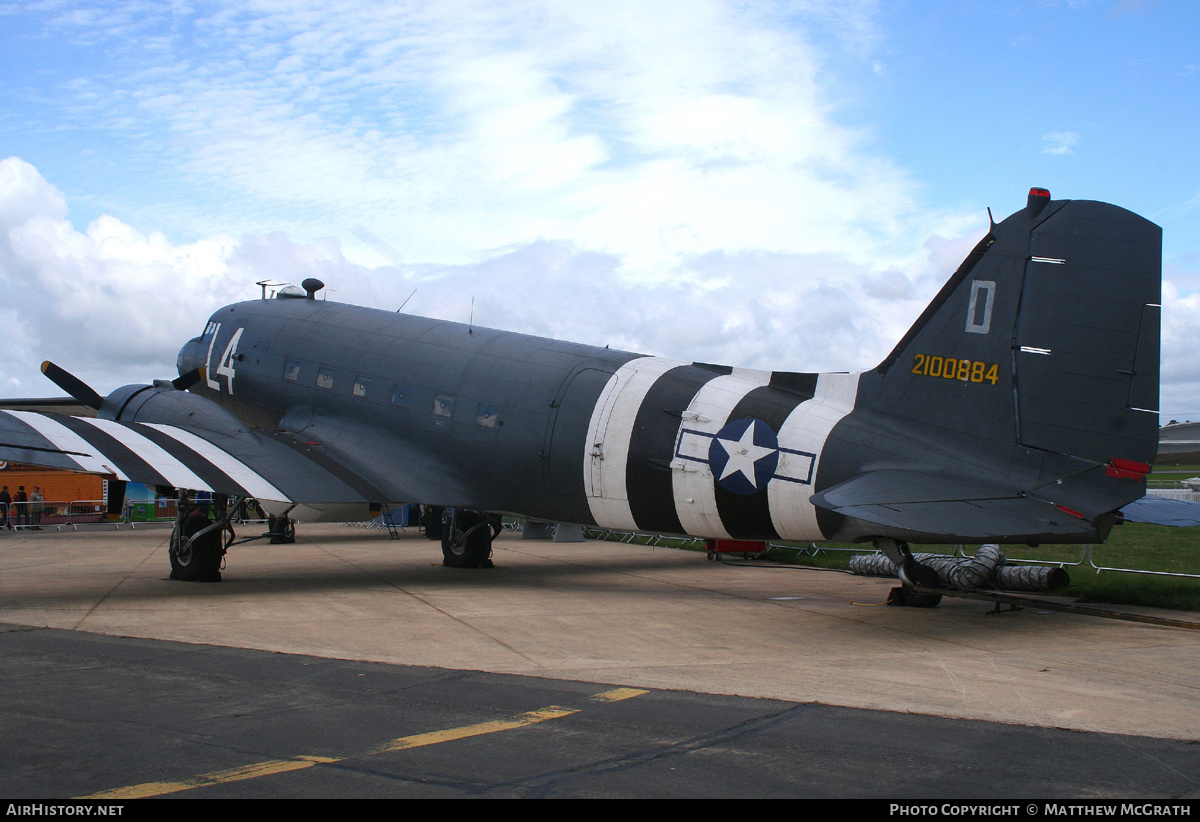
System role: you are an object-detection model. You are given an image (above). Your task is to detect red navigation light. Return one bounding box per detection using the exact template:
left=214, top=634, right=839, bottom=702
left=1026, top=187, right=1051, bottom=217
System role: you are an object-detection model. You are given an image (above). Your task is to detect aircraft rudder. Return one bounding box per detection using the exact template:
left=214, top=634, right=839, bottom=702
left=1013, top=198, right=1161, bottom=465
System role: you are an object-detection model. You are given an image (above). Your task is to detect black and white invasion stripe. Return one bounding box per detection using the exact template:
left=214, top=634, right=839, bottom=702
left=583, top=359, right=861, bottom=541
left=0, top=410, right=289, bottom=503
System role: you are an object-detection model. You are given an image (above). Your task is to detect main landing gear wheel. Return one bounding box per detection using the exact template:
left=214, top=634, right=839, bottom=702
left=169, top=512, right=223, bottom=582
left=268, top=514, right=295, bottom=544
left=422, top=505, right=445, bottom=541
left=441, top=510, right=500, bottom=568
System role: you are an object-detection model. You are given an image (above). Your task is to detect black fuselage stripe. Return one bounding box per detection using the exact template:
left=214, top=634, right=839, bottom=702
left=769, top=371, right=819, bottom=397
left=626, top=365, right=720, bottom=535
left=128, top=423, right=248, bottom=497
left=715, top=386, right=809, bottom=540
left=51, top=416, right=171, bottom=489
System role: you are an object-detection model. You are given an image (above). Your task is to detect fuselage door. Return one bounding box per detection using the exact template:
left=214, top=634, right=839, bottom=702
left=542, top=367, right=611, bottom=498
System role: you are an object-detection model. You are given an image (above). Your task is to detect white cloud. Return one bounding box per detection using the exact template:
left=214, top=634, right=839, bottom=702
left=6, top=154, right=1199, bottom=430
left=0, top=158, right=244, bottom=392
left=3, top=0, right=984, bottom=399
left=0, top=155, right=974, bottom=400
left=1160, top=279, right=1200, bottom=418
left=1042, top=131, right=1081, bottom=155
left=10, top=1, right=1194, bottom=424
left=35, top=0, right=944, bottom=276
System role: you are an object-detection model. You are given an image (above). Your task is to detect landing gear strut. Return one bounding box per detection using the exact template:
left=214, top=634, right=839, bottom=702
left=441, top=509, right=501, bottom=568
left=169, top=492, right=234, bottom=582
left=875, top=538, right=943, bottom=608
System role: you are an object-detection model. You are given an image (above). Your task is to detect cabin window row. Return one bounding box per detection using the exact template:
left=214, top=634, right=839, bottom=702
left=283, top=359, right=498, bottom=427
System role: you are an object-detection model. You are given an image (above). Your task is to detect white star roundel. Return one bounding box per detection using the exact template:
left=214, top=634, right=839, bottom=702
left=707, top=418, right=780, bottom=495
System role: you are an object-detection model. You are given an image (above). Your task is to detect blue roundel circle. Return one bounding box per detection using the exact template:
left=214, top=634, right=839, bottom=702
left=707, top=418, right=780, bottom=495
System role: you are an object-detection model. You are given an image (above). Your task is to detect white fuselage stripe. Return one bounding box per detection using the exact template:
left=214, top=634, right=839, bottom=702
left=671, top=372, right=771, bottom=538
left=145, top=424, right=290, bottom=503
left=584, top=357, right=687, bottom=530
left=4, top=411, right=130, bottom=480
left=75, top=417, right=213, bottom=491
left=768, top=372, right=861, bottom=540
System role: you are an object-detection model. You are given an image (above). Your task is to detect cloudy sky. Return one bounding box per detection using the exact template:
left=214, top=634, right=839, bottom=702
left=1, top=0, right=1198, bottom=419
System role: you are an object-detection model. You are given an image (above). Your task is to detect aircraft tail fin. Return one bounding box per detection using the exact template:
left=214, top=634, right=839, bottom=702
left=861, top=188, right=1161, bottom=469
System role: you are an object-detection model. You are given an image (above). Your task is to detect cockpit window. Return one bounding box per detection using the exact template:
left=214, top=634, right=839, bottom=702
left=201, top=321, right=219, bottom=342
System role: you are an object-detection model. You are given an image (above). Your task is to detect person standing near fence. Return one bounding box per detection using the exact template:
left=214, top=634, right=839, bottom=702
left=14, top=486, right=27, bottom=527
left=29, top=486, right=43, bottom=530
left=0, top=486, right=9, bottom=530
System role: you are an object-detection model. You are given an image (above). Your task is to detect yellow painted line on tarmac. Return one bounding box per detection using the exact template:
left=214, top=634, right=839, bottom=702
left=82, top=756, right=342, bottom=799
left=77, top=688, right=649, bottom=799
left=369, top=706, right=578, bottom=753
left=591, top=687, right=648, bottom=702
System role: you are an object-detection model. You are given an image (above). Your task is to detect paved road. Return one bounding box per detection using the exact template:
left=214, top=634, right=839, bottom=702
left=1, top=524, right=1199, bottom=798
left=3, top=624, right=1199, bottom=799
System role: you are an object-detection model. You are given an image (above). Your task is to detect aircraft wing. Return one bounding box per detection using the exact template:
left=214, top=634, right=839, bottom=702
left=273, top=408, right=475, bottom=511
left=0, top=409, right=383, bottom=520
left=810, top=471, right=1098, bottom=540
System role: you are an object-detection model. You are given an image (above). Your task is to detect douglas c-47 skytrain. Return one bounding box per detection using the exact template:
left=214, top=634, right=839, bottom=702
left=0, top=189, right=1180, bottom=602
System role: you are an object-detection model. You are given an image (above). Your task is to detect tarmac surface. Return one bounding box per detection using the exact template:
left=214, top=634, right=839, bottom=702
left=2, top=523, right=1199, bottom=799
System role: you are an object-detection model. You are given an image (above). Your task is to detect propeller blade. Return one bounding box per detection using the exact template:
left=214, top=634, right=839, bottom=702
left=172, top=367, right=205, bottom=392
left=40, top=361, right=103, bottom=410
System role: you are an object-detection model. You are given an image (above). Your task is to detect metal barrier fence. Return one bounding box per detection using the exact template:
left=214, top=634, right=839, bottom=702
left=580, top=527, right=704, bottom=547
left=796, top=537, right=1200, bottom=583
left=580, top=523, right=1200, bottom=581
left=124, top=499, right=178, bottom=524
left=121, top=499, right=270, bottom=529
left=0, top=498, right=272, bottom=531
left=2, top=499, right=108, bottom=531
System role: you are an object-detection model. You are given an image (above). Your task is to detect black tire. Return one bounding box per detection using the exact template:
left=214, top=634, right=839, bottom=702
left=423, top=506, right=445, bottom=541
left=441, top=510, right=495, bottom=568
left=892, top=560, right=942, bottom=608
left=267, top=514, right=295, bottom=544
left=170, top=514, right=223, bottom=582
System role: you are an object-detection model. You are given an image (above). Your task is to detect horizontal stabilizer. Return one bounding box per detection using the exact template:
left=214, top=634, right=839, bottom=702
left=811, top=471, right=1095, bottom=541
left=813, top=470, right=1012, bottom=507
left=1119, top=497, right=1200, bottom=528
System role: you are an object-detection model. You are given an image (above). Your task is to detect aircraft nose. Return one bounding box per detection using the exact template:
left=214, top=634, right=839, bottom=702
left=177, top=337, right=207, bottom=380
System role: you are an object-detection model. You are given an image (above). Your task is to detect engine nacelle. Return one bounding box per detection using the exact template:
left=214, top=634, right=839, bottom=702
left=100, top=382, right=250, bottom=437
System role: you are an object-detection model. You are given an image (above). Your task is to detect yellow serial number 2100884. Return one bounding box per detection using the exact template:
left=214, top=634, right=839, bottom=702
left=911, top=354, right=999, bottom=385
